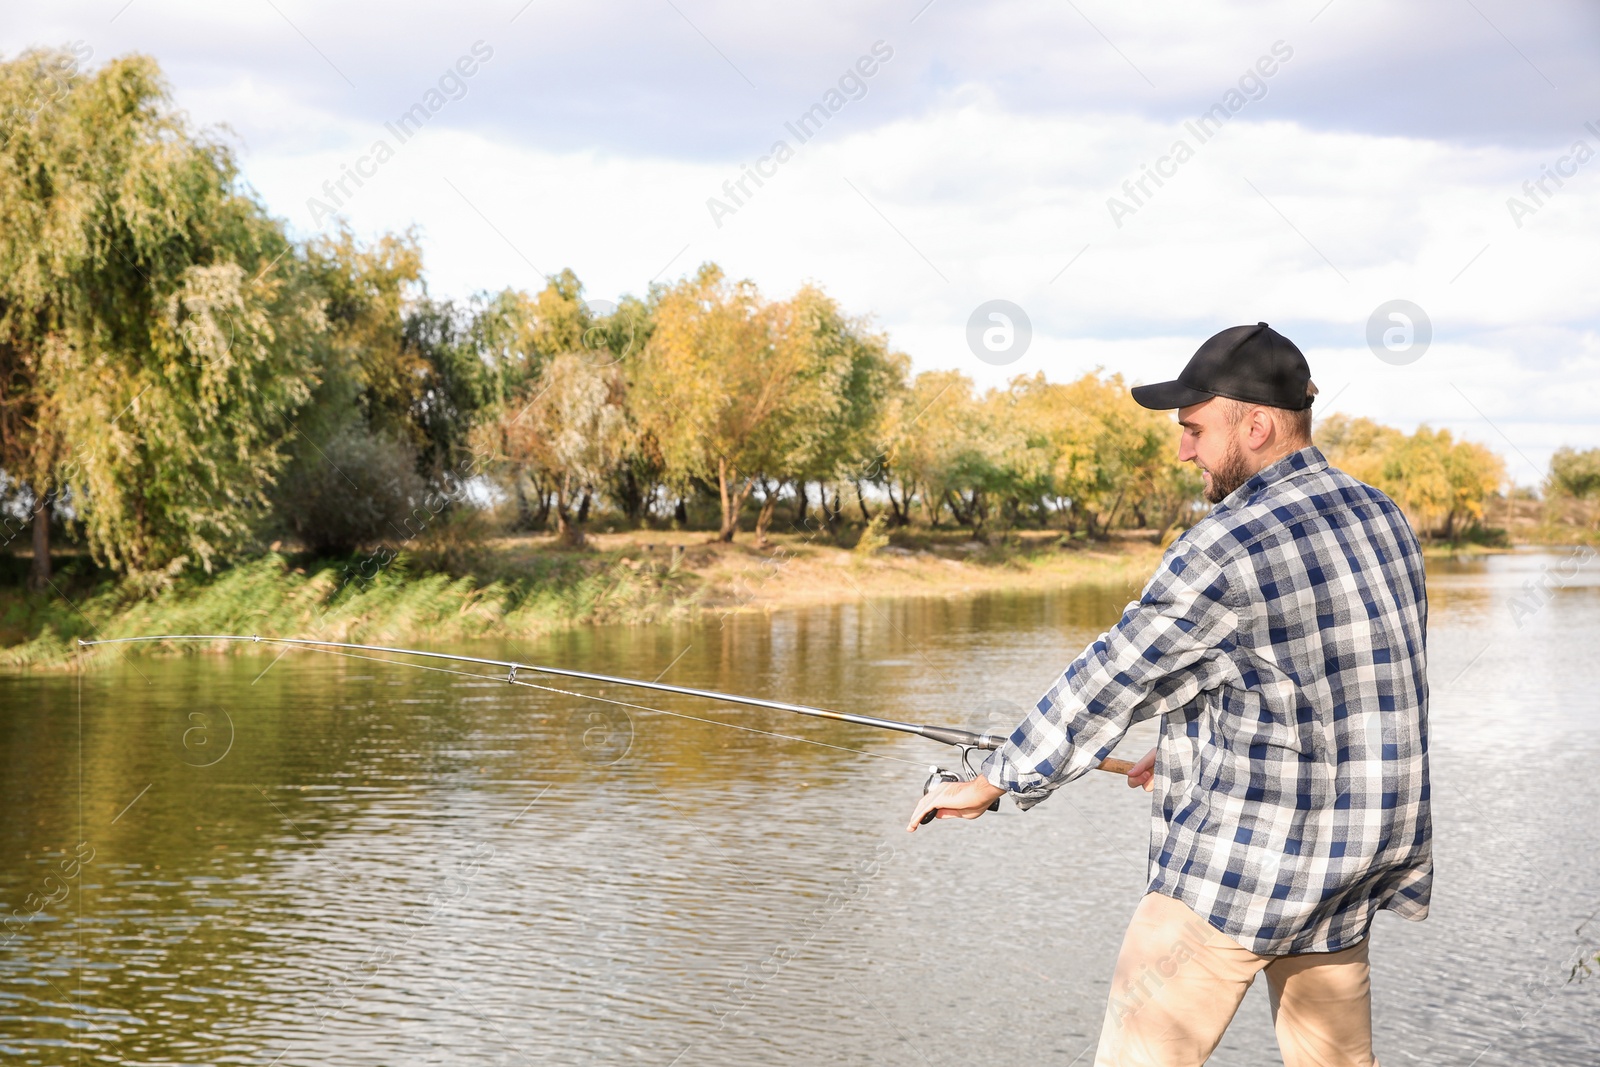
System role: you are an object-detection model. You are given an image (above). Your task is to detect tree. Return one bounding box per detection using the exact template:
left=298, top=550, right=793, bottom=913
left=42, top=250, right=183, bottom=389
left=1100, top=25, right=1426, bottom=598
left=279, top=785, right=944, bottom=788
left=633, top=264, right=840, bottom=543
left=466, top=272, right=659, bottom=530
left=0, top=46, right=95, bottom=587
left=300, top=228, right=423, bottom=441
left=1, top=49, right=323, bottom=582
left=1318, top=414, right=1404, bottom=488
left=282, top=231, right=493, bottom=553
left=1550, top=447, right=1600, bottom=499
left=981, top=371, right=1183, bottom=537
left=749, top=285, right=901, bottom=545
left=883, top=370, right=1007, bottom=532
left=1322, top=416, right=1504, bottom=539
left=493, top=352, right=629, bottom=547
left=400, top=296, right=489, bottom=478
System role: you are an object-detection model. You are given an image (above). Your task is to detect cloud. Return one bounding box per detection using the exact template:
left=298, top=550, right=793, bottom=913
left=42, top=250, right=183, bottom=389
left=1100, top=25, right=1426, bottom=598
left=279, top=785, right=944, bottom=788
left=8, top=0, right=1599, bottom=158
left=4, top=0, right=1597, bottom=480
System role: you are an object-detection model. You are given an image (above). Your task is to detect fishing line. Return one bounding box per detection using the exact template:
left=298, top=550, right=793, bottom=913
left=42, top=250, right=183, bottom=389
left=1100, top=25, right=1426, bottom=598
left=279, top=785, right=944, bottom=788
left=277, top=641, right=928, bottom=768
left=76, top=634, right=1133, bottom=824
left=77, top=635, right=1015, bottom=750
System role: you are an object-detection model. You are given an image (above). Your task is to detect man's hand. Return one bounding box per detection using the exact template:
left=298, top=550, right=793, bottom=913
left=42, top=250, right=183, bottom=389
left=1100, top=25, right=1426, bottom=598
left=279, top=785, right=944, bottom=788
left=905, top=776, right=1006, bottom=832
left=1126, top=747, right=1156, bottom=792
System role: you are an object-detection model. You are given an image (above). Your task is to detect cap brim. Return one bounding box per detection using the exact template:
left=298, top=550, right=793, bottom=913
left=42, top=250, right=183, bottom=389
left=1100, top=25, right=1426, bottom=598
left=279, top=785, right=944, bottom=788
left=1130, top=380, right=1215, bottom=410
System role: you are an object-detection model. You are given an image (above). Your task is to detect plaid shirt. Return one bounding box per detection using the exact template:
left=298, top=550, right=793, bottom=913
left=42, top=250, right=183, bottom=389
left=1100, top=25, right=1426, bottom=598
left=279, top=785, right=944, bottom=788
left=983, top=446, right=1431, bottom=955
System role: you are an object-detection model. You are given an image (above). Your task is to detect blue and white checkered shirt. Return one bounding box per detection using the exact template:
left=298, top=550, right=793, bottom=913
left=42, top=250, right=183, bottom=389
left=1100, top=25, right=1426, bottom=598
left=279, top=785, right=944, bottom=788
left=983, top=446, right=1431, bottom=955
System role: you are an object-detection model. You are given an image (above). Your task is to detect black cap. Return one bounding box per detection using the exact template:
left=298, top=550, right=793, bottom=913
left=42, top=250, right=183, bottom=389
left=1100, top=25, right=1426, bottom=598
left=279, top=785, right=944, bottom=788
left=1131, top=323, right=1313, bottom=411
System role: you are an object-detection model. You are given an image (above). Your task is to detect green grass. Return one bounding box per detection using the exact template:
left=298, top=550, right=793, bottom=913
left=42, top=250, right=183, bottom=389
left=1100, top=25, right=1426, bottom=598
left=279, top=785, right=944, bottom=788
left=0, top=550, right=701, bottom=669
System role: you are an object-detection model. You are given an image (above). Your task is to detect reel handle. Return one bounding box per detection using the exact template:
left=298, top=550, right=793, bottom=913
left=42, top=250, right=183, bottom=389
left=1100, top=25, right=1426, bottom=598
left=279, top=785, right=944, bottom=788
left=919, top=767, right=1001, bottom=825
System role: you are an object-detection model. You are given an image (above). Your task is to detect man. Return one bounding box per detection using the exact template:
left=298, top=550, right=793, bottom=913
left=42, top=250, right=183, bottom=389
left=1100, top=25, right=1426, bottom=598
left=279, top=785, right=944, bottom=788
left=907, top=323, right=1430, bottom=1067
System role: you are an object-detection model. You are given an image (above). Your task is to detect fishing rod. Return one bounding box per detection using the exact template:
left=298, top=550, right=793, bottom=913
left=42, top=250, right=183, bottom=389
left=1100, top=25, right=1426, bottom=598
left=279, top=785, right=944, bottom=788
left=76, top=635, right=1134, bottom=821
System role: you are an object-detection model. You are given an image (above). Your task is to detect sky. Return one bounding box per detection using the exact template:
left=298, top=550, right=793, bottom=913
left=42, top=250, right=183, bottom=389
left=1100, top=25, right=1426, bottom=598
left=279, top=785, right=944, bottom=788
left=6, top=0, right=1600, bottom=484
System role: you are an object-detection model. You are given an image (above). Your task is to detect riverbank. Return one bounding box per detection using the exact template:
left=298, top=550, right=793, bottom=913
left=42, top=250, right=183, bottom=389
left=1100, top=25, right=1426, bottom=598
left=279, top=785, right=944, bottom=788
left=1, top=530, right=1166, bottom=669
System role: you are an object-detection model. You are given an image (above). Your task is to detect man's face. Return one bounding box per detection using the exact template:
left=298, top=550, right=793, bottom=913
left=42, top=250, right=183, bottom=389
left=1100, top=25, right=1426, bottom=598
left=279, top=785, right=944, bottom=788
left=1177, top=398, right=1251, bottom=504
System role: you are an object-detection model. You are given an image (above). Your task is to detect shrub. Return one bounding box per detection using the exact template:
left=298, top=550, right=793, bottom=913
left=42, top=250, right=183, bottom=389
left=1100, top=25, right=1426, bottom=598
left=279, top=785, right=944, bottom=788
left=276, top=427, right=425, bottom=556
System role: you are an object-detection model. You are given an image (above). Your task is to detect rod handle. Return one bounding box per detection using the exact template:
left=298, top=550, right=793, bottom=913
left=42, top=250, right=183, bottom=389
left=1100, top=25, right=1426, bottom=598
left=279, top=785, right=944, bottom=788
left=1096, top=757, right=1136, bottom=776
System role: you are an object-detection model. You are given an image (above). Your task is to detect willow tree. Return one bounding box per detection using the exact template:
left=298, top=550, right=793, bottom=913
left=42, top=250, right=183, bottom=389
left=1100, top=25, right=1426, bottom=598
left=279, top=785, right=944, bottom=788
left=0, top=49, right=323, bottom=582
left=467, top=271, right=650, bottom=530
left=487, top=352, right=629, bottom=547
left=0, top=47, right=98, bottom=586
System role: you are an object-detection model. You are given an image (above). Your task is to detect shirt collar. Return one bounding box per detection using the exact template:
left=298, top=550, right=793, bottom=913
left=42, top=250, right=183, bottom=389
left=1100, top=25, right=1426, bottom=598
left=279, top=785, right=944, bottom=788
left=1214, top=445, right=1328, bottom=514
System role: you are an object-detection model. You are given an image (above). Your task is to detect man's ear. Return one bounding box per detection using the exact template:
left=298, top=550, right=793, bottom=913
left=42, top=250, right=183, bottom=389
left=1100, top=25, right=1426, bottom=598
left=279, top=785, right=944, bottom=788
left=1244, top=407, right=1276, bottom=451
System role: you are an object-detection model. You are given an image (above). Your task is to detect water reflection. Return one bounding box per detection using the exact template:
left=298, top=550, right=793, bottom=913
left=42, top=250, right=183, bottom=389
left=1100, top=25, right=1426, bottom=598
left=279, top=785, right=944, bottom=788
left=1, top=555, right=1596, bottom=1064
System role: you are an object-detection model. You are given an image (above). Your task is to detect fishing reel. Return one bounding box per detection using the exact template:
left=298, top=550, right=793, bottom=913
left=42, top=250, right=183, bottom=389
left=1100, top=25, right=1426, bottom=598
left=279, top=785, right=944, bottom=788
left=918, top=745, right=1001, bottom=825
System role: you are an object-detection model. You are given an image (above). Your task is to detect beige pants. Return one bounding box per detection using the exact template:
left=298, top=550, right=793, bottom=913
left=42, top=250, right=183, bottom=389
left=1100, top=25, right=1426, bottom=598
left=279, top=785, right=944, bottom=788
left=1094, top=892, right=1378, bottom=1067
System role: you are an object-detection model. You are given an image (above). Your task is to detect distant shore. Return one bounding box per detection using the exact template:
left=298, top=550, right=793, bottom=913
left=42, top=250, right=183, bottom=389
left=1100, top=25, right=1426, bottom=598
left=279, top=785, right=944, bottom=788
left=6, top=520, right=1593, bottom=670
left=0, top=531, right=1166, bottom=669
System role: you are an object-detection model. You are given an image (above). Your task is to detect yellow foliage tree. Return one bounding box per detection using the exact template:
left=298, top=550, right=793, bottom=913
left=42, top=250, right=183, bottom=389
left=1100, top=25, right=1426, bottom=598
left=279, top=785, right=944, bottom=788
left=1321, top=415, right=1504, bottom=539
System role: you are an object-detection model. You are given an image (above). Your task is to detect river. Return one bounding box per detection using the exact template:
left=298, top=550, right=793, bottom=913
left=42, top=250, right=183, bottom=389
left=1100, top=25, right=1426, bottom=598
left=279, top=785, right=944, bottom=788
left=2, top=548, right=1597, bottom=1064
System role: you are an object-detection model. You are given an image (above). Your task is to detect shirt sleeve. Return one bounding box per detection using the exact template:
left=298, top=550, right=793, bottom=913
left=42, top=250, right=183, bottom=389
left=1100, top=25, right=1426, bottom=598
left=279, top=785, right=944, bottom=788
left=982, top=540, right=1237, bottom=810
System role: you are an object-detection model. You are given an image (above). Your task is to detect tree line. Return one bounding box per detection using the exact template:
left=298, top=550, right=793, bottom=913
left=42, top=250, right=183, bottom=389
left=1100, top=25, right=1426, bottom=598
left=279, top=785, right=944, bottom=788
left=1, top=47, right=1585, bottom=592
left=0, top=47, right=1203, bottom=587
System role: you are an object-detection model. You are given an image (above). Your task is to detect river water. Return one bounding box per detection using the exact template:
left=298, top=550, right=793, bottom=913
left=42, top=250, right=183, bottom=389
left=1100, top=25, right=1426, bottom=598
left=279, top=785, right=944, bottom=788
left=2, top=549, right=1597, bottom=1065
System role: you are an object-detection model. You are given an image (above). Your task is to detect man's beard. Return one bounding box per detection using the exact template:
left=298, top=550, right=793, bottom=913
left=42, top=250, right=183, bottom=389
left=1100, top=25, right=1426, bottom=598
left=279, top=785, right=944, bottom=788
left=1200, top=436, right=1252, bottom=504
